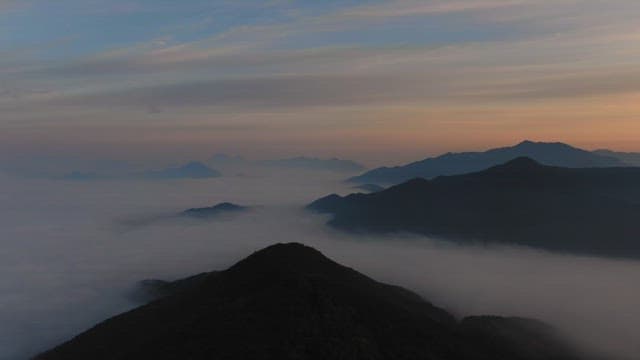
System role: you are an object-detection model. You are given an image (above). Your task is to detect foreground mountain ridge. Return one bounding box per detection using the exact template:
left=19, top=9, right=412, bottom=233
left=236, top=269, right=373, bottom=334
left=37, top=243, right=582, bottom=360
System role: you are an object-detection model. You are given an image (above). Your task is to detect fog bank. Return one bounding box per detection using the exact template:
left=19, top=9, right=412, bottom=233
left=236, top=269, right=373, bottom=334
left=0, top=170, right=638, bottom=359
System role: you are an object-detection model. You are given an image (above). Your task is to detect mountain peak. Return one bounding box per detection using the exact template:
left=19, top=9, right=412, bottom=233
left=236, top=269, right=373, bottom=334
left=211, top=202, right=243, bottom=210
left=37, top=242, right=585, bottom=360
left=513, top=140, right=568, bottom=149
left=247, top=242, right=322, bottom=259
left=228, top=243, right=339, bottom=276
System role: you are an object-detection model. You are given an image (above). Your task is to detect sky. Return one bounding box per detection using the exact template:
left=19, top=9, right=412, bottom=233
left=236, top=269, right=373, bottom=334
left=2, top=0, right=640, bottom=165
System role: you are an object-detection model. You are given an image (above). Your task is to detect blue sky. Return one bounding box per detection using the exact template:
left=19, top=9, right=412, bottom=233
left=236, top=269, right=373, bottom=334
left=1, top=0, right=640, bottom=165
left=1, top=1, right=525, bottom=57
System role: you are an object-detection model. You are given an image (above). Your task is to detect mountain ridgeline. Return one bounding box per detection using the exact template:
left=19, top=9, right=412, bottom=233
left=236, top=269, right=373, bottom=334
left=349, top=140, right=626, bottom=185
left=37, top=243, right=582, bottom=360
left=311, top=157, right=640, bottom=258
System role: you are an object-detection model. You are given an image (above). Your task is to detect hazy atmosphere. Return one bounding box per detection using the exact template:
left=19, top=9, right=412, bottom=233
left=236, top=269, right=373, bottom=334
left=2, top=1, right=640, bottom=360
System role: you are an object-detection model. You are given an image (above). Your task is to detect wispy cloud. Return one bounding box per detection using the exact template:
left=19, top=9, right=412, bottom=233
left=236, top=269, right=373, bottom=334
left=340, top=0, right=528, bottom=18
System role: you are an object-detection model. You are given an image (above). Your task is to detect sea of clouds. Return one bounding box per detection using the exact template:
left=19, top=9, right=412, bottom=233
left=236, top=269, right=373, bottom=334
left=0, top=168, right=638, bottom=359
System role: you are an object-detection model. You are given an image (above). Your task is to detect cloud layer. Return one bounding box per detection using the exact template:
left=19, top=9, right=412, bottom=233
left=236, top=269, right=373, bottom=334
left=1, top=168, right=640, bottom=359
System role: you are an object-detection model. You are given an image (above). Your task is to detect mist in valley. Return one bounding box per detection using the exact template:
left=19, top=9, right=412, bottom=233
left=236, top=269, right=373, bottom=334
left=1, top=168, right=639, bottom=359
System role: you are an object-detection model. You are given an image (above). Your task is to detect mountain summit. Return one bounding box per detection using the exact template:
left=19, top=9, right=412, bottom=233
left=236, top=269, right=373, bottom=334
left=37, top=243, right=580, bottom=360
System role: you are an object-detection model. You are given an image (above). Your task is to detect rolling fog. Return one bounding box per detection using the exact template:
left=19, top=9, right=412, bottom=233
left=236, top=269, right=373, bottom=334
left=1, top=169, right=639, bottom=359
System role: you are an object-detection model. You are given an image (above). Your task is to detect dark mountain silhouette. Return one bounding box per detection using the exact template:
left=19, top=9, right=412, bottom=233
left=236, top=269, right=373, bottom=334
left=259, top=156, right=366, bottom=172
left=37, top=243, right=582, bottom=360
left=594, top=149, right=640, bottom=166
left=311, top=157, right=640, bottom=258
left=349, top=140, right=625, bottom=185
left=143, top=161, right=221, bottom=179
left=181, top=202, right=248, bottom=218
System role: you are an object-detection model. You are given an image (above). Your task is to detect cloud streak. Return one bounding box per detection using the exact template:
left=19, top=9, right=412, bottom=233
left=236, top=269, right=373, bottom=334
left=340, top=0, right=528, bottom=18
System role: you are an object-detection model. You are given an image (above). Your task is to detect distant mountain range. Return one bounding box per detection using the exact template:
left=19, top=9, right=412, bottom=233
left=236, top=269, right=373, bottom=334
left=142, top=161, right=221, bottom=179
left=311, top=157, right=640, bottom=258
left=37, top=243, right=582, bottom=360
left=349, top=140, right=628, bottom=185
